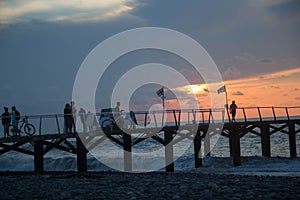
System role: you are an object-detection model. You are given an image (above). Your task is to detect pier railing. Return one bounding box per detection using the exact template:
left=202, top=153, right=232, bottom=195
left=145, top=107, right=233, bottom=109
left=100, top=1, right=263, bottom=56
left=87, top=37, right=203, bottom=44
left=0, top=106, right=299, bottom=136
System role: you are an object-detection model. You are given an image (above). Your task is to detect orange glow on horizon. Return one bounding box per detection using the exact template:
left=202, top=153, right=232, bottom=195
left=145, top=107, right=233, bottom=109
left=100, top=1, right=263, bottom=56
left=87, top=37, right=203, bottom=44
left=170, top=68, right=300, bottom=109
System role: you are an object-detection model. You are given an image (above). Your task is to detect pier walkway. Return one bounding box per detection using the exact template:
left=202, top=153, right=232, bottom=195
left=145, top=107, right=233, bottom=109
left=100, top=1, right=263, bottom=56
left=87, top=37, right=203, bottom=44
left=0, top=106, right=299, bottom=172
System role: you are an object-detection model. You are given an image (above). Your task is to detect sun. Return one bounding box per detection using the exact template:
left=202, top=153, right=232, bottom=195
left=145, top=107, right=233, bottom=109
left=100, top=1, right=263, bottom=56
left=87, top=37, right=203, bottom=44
left=184, top=84, right=207, bottom=94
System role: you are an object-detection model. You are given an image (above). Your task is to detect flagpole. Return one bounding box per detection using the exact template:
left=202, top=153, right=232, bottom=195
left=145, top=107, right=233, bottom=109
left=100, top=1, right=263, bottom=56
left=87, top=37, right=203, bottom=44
left=162, top=87, right=165, bottom=126
left=225, top=85, right=228, bottom=110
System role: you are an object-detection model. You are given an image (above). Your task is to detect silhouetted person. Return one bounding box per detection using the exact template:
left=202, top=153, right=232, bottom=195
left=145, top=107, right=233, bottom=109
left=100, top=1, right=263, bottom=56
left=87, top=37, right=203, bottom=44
left=78, top=108, right=87, bottom=132
left=71, top=101, right=77, bottom=133
left=86, top=111, right=94, bottom=132
left=64, top=103, right=72, bottom=133
left=114, top=102, right=122, bottom=112
left=11, top=106, right=20, bottom=136
left=114, top=102, right=124, bottom=117
left=1, top=107, right=11, bottom=137
left=230, top=101, right=238, bottom=122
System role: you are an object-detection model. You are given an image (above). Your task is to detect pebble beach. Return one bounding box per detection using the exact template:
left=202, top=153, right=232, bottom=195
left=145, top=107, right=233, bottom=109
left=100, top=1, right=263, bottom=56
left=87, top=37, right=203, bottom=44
left=0, top=172, right=299, bottom=200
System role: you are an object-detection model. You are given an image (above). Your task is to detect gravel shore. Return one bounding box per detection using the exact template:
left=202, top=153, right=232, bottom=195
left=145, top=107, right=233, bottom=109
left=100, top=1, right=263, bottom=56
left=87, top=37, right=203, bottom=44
left=0, top=172, right=299, bottom=199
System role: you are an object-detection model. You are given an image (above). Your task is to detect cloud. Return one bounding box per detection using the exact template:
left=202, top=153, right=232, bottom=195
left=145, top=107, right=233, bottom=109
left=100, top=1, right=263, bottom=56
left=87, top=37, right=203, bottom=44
left=269, top=0, right=300, bottom=18
left=270, top=85, right=280, bottom=89
left=222, top=67, right=242, bottom=80
left=259, top=59, right=273, bottom=63
left=0, top=0, right=137, bottom=24
left=295, top=97, right=300, bottom=100
left=232, top=91, right=244, bottom=96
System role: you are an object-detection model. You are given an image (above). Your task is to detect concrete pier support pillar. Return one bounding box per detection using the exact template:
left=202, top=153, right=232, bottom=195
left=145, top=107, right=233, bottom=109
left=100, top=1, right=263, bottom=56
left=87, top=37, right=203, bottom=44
left=193, top=129, right=202, bottom=168
left=288, top=122, right=297, bottom=158
left=164, top=130, right=174, bottom=172
left=261, top=124, right=271, bottom=157
left=34, top=141, right=44, bottom=173
left=229, top=124, right=241, bottom=166
left=76, top=137, right=87, bottom=172
left=123, top=133, right=132, bottom=172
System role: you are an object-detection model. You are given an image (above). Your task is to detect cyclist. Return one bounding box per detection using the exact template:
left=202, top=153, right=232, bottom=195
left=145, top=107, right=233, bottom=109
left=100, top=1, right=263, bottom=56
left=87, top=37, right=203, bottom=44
left=1, top=107, right=11, bottom=137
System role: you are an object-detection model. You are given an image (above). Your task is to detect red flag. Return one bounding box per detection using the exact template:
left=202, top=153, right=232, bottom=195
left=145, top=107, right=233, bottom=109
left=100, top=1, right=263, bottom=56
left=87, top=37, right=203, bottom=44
left=156, top=88, right=164, bottom=97
left=217, top=85, right=226, bottom=94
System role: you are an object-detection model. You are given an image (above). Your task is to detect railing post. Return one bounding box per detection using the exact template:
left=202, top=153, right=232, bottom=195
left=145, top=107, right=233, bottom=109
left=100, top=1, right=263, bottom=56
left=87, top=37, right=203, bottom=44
left=39, top=116, right=42, bottom=135
left=257, top=107, right=262, bottom=122
left=285, top=107, right=290, bottom=121
left=152, top=112, right=157, bottom=128
left=173, top=110, right=177, bottom=127
left=55, top=114, right=60, bottom=134
left=144, top=112, right=148, bottom=127
left=192, top=109, right=196, bottom=124
left=178, top=111, right=181, bottom=127
left=272, top=107, right=276, bottom=121
left=226, top=109, right=231, bottom=122
left=242, top=108, right=247, bottom=123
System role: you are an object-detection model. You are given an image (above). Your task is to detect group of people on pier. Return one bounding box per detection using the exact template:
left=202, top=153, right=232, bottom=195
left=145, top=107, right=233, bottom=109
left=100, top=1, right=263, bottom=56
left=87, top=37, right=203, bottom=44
left=63, top=101, right=124, bottom=134
left=1, top=106, right=21, bottom=137
left=63, top=101, right=100, bottom=134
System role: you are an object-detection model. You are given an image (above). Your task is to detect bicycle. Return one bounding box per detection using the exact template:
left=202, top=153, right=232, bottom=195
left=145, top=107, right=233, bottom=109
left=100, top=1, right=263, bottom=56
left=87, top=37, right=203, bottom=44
left=9, top=116, right=36, bottom=136
left=100, top=110, right=134, bottom=132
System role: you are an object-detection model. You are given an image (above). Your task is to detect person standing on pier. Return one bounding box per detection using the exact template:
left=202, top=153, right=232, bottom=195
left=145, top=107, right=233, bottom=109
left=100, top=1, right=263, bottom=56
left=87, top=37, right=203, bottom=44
left=64, top=103, right=72, bottom=133
left=11, top=106, right=20, bottom=136
left=78, top=108, right=87, bottom=132
left=1, top=107, right=11, bottom=137
left=230, top=101, right=238, bottom=122
left=71, top=101, right=77, bottom=133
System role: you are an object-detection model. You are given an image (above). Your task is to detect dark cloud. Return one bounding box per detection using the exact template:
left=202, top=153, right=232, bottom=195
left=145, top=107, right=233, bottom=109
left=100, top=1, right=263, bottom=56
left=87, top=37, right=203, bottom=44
left=132, top=0, right=244, bottom=30
left=293, top=88, right=300, bottom=91
left=232, top=91, right=244, bottom=96
left=269, top=0, right=300, bottom=18
left=222, top=67, right=242, bottom=80
left=295, top=97, right=300, bottom=100
left=259, top=59, right=272, bottom=63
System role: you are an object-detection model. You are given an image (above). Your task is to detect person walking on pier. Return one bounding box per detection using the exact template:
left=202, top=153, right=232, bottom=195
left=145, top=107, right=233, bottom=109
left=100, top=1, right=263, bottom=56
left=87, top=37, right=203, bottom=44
left=64, top=103, right=72, bottom=133
left=230, top=101, right=238, bottom=122
left=1, top=107, right=11, bottom=137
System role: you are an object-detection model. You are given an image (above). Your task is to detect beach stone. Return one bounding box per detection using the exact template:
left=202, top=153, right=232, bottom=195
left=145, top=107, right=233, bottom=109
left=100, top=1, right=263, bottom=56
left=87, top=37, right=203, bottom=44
left=207, top=182, right=218, bottom=190
left=172, top=195, right=180, bottom=199
left=144, top=186, right=157, bottom=194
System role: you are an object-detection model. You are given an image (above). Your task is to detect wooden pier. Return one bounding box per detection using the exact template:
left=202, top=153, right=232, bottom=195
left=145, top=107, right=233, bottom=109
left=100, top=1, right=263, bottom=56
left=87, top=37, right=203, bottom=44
left=0, top=106, right=299, bottom=173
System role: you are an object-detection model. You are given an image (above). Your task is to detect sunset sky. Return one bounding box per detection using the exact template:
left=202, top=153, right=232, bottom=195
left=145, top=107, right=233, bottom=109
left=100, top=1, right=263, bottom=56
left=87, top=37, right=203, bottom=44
left=0, top=0, right=299, bottom=115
